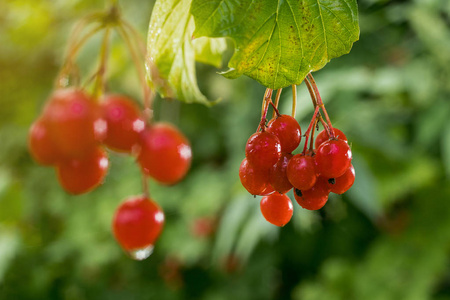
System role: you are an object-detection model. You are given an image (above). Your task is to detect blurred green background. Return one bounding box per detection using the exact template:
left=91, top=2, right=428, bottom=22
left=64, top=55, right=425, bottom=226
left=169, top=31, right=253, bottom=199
left=1, top=0, right=450, bottom=299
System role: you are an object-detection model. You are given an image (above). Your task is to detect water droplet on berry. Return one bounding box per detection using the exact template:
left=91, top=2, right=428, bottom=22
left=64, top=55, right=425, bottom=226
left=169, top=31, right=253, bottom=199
left=127, top=245, right=154, bottom=261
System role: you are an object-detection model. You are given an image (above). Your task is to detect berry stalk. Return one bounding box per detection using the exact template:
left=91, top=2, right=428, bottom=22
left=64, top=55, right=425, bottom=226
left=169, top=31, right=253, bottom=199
left=291, top=84, right=297, bottom=118
left=117, top=23, right=153, bottom=120
left=272, top=88, right=282, bottom=119
left=257, top=88, right=273, bottom=132
left=306, top=73, right=335, bottom=139
left=93, top=26, right=112, bottom=99
left=302, top=105, right=320, bottom=154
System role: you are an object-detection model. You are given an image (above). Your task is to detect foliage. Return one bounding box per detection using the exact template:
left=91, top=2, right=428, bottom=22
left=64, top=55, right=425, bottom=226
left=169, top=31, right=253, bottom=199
left=0, top=0, right=450, bottom=299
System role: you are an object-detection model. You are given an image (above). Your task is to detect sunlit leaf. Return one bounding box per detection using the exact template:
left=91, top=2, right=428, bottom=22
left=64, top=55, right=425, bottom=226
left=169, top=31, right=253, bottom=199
left=192, top=0, right=359, bottom=89
left=146, top=0, right=224, bottom=105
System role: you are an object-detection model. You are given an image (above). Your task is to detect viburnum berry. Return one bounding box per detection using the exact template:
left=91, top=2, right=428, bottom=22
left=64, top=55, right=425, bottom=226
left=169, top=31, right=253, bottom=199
left=315, top=128, right=347, bottom=149
left=112, top=196, right=164, bottom=260
left=269, top=153, right=293, bottom=194
left=239, top=158, right=274, bottom=196
left=294, top=177, right=331, bottom=210
left=100, top=94, right=145, bottom=153
left=56, top=147, right=109, bottom=195
left=266, top=114, right=301, bottom=153
left=329, top=164, right=355, bottom=194
left=28, top=117, right=62, bottom=165
left=43, top=88, right=101, bottom=159
left=245, top=131, right=281, bottom=170
left=260, top=193, right=293, bottom=227
left=137, top=123, right=192, bottom=185
left=315, top=139, right=352, bottom=178
left=286, top=154, right=317, bottom=191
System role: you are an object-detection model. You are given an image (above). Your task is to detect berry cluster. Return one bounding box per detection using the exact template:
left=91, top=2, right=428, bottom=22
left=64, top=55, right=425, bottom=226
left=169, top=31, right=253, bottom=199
left=239, top=76, right=355, bottom=227
left=28, top=89, right=191, bottom=194
left=27, top=5, right=192, bottom=260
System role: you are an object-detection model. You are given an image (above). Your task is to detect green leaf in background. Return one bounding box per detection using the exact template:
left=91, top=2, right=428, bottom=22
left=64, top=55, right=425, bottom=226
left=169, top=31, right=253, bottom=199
left=191, top=0, right=359, bottom=89
left=146, top=0, right=225, bottom=105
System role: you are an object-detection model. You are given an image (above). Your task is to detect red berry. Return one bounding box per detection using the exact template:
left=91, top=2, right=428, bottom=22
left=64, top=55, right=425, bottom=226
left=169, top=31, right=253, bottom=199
left=330, top=165, right=355, bottom=194
left=267, top=114, right=301, bottom=153
left=112, top=196, right=164, bottom=260
left=56, top=147, right=109, bottom=195
left=43, top=88, right=101, bottom=159
left=315, top=139, right=352, bottom=178
left=294, top=177, right=331, bottom=210
left=260, top=193, right=293, bottom=227
left=28, top=117, right=62, bottom=165
left=286, top=154, right=317, bottom=190
left=245, top=131, right=281, bottom=170
left=269, top=153, right=293, bottom=194
left=315, top=128, right=347, bottom=149
left=137, top=123, right=192, bottom=185
left=239, top=158, right=274, bottom=196
left=100, top=94, right=145, bottom=153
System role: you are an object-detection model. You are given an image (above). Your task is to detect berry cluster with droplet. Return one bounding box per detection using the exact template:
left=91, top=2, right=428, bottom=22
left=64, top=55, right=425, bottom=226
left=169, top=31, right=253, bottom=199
left=239, top=74, right=355, bottom=227
left=27, top=5, right=191, bottom=260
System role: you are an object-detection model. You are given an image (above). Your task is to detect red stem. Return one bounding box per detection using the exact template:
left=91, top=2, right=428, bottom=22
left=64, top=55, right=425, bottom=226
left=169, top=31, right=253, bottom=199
left=257, top=88, right=273, bottom=132
left=303, top=106, right=320, bottom=154
left=306, top=73, right=335, bottom=138
left=272, top=89, right=282, bottom=118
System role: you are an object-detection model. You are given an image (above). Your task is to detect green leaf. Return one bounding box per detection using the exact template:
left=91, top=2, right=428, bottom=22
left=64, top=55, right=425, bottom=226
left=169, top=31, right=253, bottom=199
left=193, top=37, right=227, bottom=68
left=191, top=0, right=360, bottom=89
left=146, top=0, right=223, bottom=105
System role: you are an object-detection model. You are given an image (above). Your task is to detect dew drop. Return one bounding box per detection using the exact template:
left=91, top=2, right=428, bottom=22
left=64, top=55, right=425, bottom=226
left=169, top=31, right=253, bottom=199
left=127, top=245, right=154, bottom=261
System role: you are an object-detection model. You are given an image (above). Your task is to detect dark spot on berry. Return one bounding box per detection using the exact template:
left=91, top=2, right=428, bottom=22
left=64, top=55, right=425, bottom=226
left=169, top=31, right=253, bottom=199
left=328, top=178, right=336, bottom=185
left=295, top=188, right=302, bottom=197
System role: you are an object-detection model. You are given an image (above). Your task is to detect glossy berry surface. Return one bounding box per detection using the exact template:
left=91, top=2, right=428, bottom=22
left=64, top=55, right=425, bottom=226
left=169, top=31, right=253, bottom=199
left=269, top=153, right=293, bottom=194
left=43, top=88, right=100, bottom=159
left=239, top=158, right=274, bottom=196
left=28, top=117, right=61, bottom=165
left=266, top=114, right=301, bottom=153
left=315, top=139, right=352, bottom=178
left=56, top=147, right=109, bottom=195
left=294, top=177, right=331, bottom=210
left=286, top=154, right=317, bottom=190
left=315, top=128, right=347, bottom=149
left=112, top=196, right=164, bottom=252
left=260, top=193, right=293, bottom=227
left=245, top=131, right=281, bottom=170
left=330, top=164, right=355, bottom=194
left=137, top=123, right=192, bottom=185
left=101, top=94, right=144, bottom=153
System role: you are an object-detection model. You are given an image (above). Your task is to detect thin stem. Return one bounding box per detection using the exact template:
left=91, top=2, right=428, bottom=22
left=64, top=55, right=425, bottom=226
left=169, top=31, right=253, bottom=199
left=121, top=19, right=147, bottom=58
left=302, top=106, right=320, bottom=154
left=257, top=88, right=273, bottom=132
left=117, top=23, right=153, bottom=121
left=269, top=101, right=281, bottom=116
left=309, top=117, right=319, bottom=151
left=306, top=73, right=335, bottom=138
left=291, top=84, right=297, bottom=118
left=304, top=76, right=333, bottom=138
left=272, top=88, right=282, bottom=118
left=141, top=173, right=150, bottom=198
left=56, top=23, right=104, bottom=88
left=93, top=26, right=112, bottom=99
